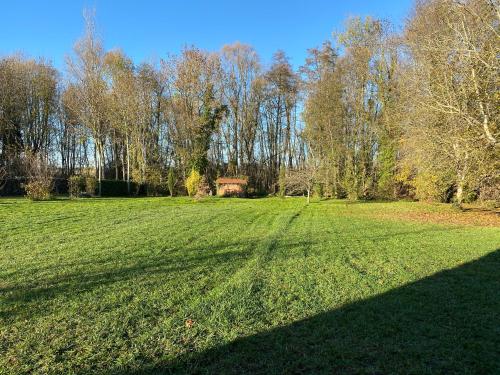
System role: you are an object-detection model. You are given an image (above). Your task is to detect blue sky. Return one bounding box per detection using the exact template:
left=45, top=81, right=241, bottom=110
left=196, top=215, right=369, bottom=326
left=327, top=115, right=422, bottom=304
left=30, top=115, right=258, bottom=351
left=1, top=0, right=414, bottom=72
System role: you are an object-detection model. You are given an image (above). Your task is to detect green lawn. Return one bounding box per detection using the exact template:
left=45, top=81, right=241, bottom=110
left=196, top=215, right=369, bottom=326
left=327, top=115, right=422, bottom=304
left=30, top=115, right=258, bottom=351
left=1, top=197, right=499, bottom=374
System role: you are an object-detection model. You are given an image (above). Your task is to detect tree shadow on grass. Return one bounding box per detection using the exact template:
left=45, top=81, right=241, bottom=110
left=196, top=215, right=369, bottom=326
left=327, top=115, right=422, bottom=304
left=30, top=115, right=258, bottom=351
left=0, top=247, right=249, bottom=321
left=1, top=224, right=464, bottom=323
left=115, top=249, right=500, bottom=375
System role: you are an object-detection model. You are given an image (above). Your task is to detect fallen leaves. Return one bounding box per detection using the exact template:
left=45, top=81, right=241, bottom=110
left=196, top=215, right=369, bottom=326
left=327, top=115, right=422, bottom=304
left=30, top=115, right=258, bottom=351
left=372, top=209, right=500, bottom=227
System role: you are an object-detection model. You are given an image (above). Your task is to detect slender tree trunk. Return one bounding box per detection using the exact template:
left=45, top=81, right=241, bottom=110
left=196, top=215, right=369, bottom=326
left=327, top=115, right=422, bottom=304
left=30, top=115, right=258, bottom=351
left=456, top=182, right=463, bottom=206
left=96, top=141, right=103, bottom=197
left=126, top=135, right=130, bottom=195
left=114, top=133, right=119, bottom=180
left=122, top=144, right=126, bottom=181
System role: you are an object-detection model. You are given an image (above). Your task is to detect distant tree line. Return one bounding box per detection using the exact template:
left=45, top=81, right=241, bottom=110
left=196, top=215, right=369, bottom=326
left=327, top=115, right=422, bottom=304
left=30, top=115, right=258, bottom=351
left=0, top=0, right=498, bottom=205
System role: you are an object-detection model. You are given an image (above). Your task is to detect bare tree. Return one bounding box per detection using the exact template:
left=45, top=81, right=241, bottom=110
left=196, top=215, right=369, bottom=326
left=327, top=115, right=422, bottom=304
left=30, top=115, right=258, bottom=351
left=1, top=2, right=497, bottom=203
left=403, top=0, right=499, bottom=204
left=66, top=9, right=108, bottom=196
left=285, top=157, right=320, bottom=204
left=219, top=42, right=260, bottom=174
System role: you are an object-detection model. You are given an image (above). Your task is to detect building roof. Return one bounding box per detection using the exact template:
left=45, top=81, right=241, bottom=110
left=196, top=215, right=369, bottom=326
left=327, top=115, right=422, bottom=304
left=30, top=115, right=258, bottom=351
left=216, top=178, right=248, bottom=185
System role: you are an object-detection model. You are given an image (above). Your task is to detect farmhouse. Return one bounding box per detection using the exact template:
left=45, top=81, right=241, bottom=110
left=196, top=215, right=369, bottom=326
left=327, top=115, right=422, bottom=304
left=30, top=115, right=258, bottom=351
left=216, top=178, right=247, bottom=197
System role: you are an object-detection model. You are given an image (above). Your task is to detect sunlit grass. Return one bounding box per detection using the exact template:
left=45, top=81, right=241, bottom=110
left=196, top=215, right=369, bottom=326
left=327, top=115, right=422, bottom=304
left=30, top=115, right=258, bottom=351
left=1, top=197, right=498, bottom=374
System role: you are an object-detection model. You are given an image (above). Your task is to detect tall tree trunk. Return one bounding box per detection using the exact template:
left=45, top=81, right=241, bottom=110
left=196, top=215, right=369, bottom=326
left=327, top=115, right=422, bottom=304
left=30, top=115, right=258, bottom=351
left=126, top=136, right=130, bottom=194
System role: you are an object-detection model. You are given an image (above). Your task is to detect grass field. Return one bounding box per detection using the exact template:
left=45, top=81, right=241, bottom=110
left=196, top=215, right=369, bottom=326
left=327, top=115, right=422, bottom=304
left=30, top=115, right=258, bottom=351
left=1, top=197, right=499, bottom=374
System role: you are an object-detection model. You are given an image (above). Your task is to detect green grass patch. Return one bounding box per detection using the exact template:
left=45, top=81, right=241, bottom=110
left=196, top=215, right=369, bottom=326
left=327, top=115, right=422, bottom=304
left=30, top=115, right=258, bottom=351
left=1, top=198, right=499, bottom=374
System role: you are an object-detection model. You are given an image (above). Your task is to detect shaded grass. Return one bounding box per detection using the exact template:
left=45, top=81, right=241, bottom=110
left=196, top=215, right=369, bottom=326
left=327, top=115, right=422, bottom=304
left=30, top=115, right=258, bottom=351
left=0, top=198, right=499, bottom=374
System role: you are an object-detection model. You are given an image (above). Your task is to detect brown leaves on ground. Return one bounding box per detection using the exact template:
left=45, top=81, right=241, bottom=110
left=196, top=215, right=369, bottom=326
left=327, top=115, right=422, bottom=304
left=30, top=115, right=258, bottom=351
left=185, top=319, right=195, bottom=328
left=370, top=205, right=500, bottom=227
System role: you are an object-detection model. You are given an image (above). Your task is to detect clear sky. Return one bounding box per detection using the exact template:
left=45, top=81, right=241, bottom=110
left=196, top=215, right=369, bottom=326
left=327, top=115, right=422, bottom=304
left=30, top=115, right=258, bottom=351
left=1, top=0, right=414, bottom=72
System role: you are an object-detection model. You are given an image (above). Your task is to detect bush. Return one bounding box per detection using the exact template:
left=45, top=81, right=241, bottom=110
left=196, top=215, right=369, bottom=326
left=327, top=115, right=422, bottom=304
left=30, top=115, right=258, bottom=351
left=413, top=172, right=452, bottom=202
left=185, top=169, right=202, bottom=197
left=463, top=189, right=479, bottom=204
left=146, top=167, right=163, bottom=196
left=278, top=166, right=286, bottom=197
left=25, top=179, right=52, bottom=201
left=195, top=176, right=211, bottom=198
left=92, top=179, right=148, bottom=197
left=167, top=167, right=176, bottom=197
left=68, top=175, right=84, bottom=198
left=101, top=180, right=130, bottom=197
left=313, top=182, right=324, bottom=198
left=479, top=179, right=500, bottom=208
left=377, top=143, right=397, bottom=199
left=394, top=163, right=416, bottom=199
left=85, top=176, right=97, bottom=196
left=24, top=153, right=53, bottom=200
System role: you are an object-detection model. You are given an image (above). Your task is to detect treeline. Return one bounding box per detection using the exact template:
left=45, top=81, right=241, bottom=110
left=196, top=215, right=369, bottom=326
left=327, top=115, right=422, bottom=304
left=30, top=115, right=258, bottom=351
left=0, top=0, right=498, bottom=204
left=303, top=0, right=498, bottom=205
left=0, top=13, right=303, bottom=197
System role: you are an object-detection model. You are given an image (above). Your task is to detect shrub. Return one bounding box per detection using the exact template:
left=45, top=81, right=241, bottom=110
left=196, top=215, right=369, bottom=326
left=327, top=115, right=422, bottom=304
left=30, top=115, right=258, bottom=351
left=25, top=180, right=52, bottom=201
left=135, top=182, right=148, bottom=196
left=463, top=189, right=478, bottom=204
left=130, top=168, right=147, bottom=195
left=413, top=172, right=452, bottom=202
left=85, top=176, right=97, bottom=196
left=479, top=178, right=499, bottom=208
left=185, top=169, right=202, bottom=197
left=394, top=163, right=416, bottom=199
left=24, top=153, right=53, bottom=201
left=195, top=176, right=211, bottom=198
left=146, top=167, right=163, bottom=196
left=100, top=180, right=130, bottom=196
left=68, top=175, right=84, bottom=198
left=313, top=182, right=324, bottom=198
left=377, top=143, right=397, bottom=199
left=167, top=167, right=176, bottom=197
left=278, top=166, right=286, bottom=197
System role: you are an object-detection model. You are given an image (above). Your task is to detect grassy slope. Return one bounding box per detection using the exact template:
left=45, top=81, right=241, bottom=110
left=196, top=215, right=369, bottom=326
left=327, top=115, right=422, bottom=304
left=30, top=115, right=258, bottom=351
left=0, top=198, right=498, bottom=374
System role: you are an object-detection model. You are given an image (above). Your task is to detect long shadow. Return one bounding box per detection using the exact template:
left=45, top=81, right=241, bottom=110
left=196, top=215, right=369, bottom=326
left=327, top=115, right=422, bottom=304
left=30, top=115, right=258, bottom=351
left=0, top=203, right=309, bottom=313
left=1, top=234, right=324, bottom=320
left=1, top=224, right=464, bottom=324
left=0, top=247, right=249, bottom=321
left=114, top=249, right=500, bottom=375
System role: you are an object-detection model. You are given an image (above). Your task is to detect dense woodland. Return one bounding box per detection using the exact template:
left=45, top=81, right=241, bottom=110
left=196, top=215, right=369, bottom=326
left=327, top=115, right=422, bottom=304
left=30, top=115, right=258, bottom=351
left=0, top=0, right=498, bottom=204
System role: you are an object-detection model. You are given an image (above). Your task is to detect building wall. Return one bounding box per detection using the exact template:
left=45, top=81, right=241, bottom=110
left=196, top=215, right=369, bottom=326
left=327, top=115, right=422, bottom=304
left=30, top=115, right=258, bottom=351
left=217, top=183, right=245, bottom=197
